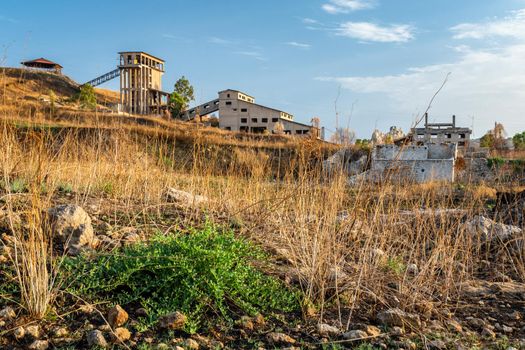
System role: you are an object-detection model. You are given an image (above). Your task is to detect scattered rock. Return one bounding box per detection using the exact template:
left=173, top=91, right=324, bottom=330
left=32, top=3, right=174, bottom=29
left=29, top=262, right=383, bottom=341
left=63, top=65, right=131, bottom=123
left=446, top=319, right=463, bottom=333
left=343, top=329, right=368, bottom=340
left=365, top=325, right=381, bottom=337
left=25, top=324, right=40, bottom=339
left=47, top=205, right=99, bottom=255
left=428, top=339, right=446, bottom=350
left=13, top=327, right=25, bottom=340
left=406, top=263, right=419, bottom=276
left=53, top=327, right=69, bottom=338
left=159, top=311, right=187, bottom=330
left=122, top=232, right=141, bottom=245
left=465, top=216, right=522, bottom=242
left=254, top=314, right=265, bottom=327
left=377, top=308, right=421, bottom=328
left=165, top=188, right=208, bottom=207
left=391, top=326, right=404, bottom=336
left=481, top=327, right=496, bottom=339
left=317, top=323, right=340, bottom=337
left=28, top=340, right=49, bottom=350
left=112, top=327, right=131, bottom=342
left=87, top=330, right=108, bottom=348
left=183, top=338, right=199, bottom=350
left=266, top=332, right=296, bottom=345
left=502, top=325, right=514, bottom=333
left=0, top=306, right=16, bottom=320
left=239, top=316, right=254, bottom=331
left=108, top=304, right=128, bottom=328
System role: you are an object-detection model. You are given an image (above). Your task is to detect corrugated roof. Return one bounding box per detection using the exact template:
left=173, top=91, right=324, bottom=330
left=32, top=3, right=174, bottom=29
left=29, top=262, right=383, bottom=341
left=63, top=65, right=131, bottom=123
left=21, top=57, right=63, bottom=68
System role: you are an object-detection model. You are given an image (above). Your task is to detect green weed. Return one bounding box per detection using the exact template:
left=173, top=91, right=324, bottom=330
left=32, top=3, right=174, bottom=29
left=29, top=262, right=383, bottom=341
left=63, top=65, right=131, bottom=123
left=62, top=224, right=299, bottom=333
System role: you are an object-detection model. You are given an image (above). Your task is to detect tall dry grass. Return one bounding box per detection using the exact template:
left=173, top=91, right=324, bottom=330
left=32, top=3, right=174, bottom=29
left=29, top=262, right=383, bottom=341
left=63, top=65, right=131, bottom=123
left=1, top=68, right=524, bottom=327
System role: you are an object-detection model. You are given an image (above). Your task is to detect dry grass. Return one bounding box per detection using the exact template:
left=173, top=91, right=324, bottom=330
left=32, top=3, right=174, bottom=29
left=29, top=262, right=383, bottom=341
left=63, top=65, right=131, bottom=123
left=1, top=68, right=524, bottom=331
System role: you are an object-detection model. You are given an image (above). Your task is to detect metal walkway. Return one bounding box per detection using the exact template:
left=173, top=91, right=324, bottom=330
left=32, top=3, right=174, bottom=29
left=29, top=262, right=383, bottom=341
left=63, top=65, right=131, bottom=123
left=181, top=99, right=220, bottom=120
left=83, top=68, right=120, bottom=87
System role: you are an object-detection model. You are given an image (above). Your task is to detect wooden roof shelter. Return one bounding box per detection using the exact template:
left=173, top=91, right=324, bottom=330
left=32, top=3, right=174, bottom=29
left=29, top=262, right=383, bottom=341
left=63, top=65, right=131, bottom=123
left=21, top=58, right=63, bottom=74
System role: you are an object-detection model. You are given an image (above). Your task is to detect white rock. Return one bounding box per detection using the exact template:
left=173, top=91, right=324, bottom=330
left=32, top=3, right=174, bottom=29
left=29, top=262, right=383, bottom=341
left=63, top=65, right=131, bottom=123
left=165, top=188, right=208, bottom=207
left=465, top=216, right=522, bottom=242
left=317, top=323, right=340, bottom=337
left=28, top=340, right=49, bottom=350
left=0, top=306, right=16, bottom=320
left=87, top=330, right=107, bottom=348
left=343, top=329, right=368, bottom=340
left=47, top=205, right=99, bottom=255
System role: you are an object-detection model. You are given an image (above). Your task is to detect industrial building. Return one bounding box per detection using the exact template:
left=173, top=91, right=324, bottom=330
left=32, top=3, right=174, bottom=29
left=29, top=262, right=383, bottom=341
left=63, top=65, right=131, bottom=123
left=183, top=89, right=322, bottom=138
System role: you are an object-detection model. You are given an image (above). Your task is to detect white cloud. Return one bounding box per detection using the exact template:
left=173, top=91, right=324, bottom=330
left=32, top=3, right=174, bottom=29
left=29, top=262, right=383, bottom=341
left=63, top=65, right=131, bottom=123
left=302, top=18, right=319, bottom=25
left=316, top=43, right=525, bottom=136
left=452, top=9, right=525, bottom=40
left=336, top=22, right=414, bottom=43
left=322, top=0, right=375, bottom=14
left=286, top=41, right=311, bottom=49
left=209, top=37, right=234, bottom=45
left=234, top=51, right=266, bottom=61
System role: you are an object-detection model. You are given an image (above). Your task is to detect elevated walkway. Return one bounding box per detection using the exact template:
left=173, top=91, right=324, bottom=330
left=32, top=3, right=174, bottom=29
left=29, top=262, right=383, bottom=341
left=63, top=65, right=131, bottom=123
left=181, top=99, right=220, bottom=120
left=83, top=68, right=120, bottom=87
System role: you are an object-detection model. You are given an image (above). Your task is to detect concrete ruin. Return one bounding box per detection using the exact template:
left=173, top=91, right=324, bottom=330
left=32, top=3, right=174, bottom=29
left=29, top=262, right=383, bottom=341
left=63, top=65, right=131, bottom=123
left=370, top=144, right=457, bottom=183
left=411, top=114, right=471, bottom=148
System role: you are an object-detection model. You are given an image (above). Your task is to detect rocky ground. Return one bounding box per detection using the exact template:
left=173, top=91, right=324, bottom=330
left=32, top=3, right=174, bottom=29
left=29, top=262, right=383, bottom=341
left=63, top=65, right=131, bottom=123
left=1, top=189, right=525, bottom=350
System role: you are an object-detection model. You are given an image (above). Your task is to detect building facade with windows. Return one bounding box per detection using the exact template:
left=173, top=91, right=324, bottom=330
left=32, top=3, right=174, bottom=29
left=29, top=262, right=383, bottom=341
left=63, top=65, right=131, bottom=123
left=183, top=89, right=321, bottom=138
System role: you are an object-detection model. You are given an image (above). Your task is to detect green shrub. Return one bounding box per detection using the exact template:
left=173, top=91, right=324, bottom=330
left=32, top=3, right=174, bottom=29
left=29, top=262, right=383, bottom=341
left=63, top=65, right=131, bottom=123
left=487, top=157, right=505, bottom=169
left=9, top=178, right=28, bottom=193
left=62, top=224, right=299, bottom=333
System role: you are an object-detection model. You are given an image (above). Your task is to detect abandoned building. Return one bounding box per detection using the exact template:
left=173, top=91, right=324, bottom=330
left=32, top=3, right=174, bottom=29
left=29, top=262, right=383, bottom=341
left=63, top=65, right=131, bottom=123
left=182, top=89, right=323, bottom=138
left=21, top=58, right=63, bottom=74
left=370, top=143, right=457, bottom=183
left=85, top=51, right=169, bottom=114
left=411, top=114, right=472, bottom=148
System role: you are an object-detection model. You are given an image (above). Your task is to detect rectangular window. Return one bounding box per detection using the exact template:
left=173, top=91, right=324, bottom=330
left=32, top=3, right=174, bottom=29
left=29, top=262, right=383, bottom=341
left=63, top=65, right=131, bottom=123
left=233, top=108, right=237, bottom=111
left=241, top=118, right=247, bottom=123
left=225, top=101, right=232, bottom=105
left=272, top=118, right=278, bottom=122
left=460, top=134, right=466, bottom=139
left=225, top=127, right=231, bottom=131
left=252, top=118, right=257, bottom=123
left=296, top=130, right=302, bottom=134
left=227, top=94, right=230, bottom=98
left=262, top=118, right=268, bottom=123
left=241, top=108, right=248, bottom=112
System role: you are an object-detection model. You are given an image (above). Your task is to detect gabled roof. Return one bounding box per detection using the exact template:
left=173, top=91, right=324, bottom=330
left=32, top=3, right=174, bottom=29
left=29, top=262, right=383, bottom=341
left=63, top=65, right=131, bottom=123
left=21, top=57, right=63, bottom=68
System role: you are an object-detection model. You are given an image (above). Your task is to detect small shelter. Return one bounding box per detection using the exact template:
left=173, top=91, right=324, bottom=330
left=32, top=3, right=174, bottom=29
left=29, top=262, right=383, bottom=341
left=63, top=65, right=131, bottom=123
left=21, top=58, right=62, bottom=74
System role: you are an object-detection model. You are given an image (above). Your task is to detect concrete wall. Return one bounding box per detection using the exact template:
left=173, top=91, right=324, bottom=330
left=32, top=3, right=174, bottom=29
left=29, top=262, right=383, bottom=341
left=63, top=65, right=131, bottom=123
left=371, top=144, right=456, bottom=183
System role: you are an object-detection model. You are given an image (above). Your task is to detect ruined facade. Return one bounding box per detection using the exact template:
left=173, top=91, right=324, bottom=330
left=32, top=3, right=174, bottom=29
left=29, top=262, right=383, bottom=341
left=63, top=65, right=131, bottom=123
left=118, top=51, right=169, bottom=114
left=411, top=114, right=471, bottom=148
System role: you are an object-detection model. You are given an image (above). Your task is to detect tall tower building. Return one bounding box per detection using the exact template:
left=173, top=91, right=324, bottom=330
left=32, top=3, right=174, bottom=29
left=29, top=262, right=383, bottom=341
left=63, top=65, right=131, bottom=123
left=118, top=51, right=168, bottom=114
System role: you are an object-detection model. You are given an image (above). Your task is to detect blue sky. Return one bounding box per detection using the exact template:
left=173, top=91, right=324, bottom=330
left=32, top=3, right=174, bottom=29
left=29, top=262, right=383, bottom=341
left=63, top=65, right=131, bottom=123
left=2, top=0, right=525, bottom=138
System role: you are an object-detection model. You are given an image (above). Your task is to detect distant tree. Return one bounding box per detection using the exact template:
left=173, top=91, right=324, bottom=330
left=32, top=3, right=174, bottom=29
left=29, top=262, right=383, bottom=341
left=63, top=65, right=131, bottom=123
left=48, top=89, right=56, bottom=115
left=78, top=84, right=96, bottom=110
left=481, top=122, right=508, bottom=150
left=330, top=127, right=355, bottom=145
left=169, top=76, right=194, bottom=118
left=480, top=132, right=494, bottom=148
left=513, top=131, right=525, bottom=150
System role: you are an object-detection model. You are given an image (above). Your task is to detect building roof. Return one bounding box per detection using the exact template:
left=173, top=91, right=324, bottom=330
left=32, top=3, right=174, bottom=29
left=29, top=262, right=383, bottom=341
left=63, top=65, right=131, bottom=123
left=21, top=57, right=63, bottom=68
left=219, top=89, right=255, bottom=100
left=118, top=51, right=165, bottom=62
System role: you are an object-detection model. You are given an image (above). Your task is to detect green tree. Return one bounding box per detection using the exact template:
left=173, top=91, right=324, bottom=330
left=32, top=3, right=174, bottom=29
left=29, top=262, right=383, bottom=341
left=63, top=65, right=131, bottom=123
left=513, top=131, right=525, bottom=150
left=169, top=76, right=194, bottom=118
left=480, top=132, right=494, bottom=148
left=78, top=84, right=96, bottom=110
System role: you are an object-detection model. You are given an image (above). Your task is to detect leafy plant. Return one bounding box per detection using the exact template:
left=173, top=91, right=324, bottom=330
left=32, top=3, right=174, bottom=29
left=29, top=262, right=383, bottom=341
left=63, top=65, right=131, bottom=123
left=78, top=84, right=96, bottom=110
left=169, top=76, right=194, bottom=118
left=62, top=224, right=299, bottom=333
